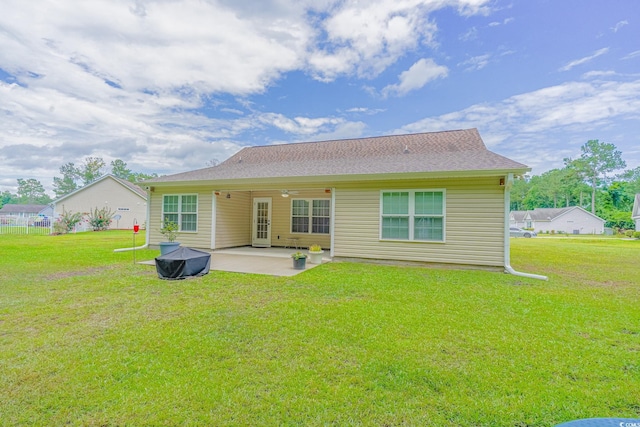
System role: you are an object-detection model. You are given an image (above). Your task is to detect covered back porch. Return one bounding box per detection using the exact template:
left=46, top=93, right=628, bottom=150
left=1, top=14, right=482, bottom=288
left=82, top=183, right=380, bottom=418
left=213, top=188, right=333, bottom=253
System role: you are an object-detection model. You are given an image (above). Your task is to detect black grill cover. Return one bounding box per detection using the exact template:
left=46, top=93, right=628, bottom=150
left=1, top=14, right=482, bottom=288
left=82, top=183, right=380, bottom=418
left=155, top=247, right=211, bottom=280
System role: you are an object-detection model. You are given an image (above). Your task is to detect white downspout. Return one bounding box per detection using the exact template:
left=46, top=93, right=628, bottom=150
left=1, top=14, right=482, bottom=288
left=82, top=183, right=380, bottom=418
left=114, top=243, right=148, bottom=252
left=330, top=187, right=336, bottom=258
left=503, top=173, right=548, bottom=280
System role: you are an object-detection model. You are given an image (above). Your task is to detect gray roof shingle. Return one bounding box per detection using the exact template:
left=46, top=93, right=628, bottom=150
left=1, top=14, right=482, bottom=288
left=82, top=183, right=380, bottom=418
left=0, top=204, right=48, bottom=214
left=147, top=128, right=529, bottom=184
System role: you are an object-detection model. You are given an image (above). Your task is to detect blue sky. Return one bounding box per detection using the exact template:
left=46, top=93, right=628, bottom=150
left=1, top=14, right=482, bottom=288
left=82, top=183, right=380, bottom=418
left=1, top=0, right=639, bottom=194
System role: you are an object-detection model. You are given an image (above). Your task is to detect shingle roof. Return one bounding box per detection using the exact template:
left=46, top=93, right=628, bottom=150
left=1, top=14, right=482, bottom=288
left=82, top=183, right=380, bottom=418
left=529, top=207, right=604, bottom=222
left=53, top=174, right=147, bottom=203
left=147, top=128, right=529, bottom=184
left=113, top=176, right=147, bottom=197
left=529, top=208, right=574, bottom=221
left=510, top=211, right=529, bottom=221
left=0, top=204, right=48, bottom=214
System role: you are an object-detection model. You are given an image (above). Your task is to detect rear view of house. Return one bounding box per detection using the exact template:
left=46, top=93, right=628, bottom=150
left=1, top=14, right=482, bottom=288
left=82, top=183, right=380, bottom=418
left=144, top=129, right=530, bottom=270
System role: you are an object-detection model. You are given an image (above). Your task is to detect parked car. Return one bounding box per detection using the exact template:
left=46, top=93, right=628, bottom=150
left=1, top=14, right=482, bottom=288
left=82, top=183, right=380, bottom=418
left=510, top=227, right=536, bottom=238
left=32, top=218, right=51, bottom=227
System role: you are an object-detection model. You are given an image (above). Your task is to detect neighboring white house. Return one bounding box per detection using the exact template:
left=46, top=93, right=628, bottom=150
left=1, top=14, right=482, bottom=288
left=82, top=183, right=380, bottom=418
left=511, top=207, right=605, bottom=234
left=509, top=210, right=531, bottom=229
left=633, top=194, right=640, bottom=231
left=0, top=204, right=51, bottom=218
left=51, top=174, right=147, bottom=230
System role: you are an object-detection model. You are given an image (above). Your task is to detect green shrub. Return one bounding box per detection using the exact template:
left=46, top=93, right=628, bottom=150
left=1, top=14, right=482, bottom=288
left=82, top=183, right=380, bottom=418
left=88, top=206, right=114, bottom=231
left=159, top=219, right=179, bottom=242
left=55, top=208, right=84, bottom=234
left=633, top=231, right=640, bottom=239
left=625, top=229, right=635, bottom=238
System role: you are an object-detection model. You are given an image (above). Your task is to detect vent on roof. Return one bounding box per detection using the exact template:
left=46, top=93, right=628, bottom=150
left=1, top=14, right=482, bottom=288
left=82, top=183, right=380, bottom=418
left=403, top=145, right=409, bottom=154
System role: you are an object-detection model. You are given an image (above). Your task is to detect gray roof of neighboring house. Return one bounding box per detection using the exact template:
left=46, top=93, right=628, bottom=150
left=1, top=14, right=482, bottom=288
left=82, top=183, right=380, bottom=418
left=147, top=128, right=529, bottom=184
left=0, top=204, right=49, bottom=214
left=510, top=211, right=529, bottom=221
left=529, top=207, right=604, bottom=222
left=114, top=176, right=148, bottom=198
left=52, top=174, right=147, bottom=204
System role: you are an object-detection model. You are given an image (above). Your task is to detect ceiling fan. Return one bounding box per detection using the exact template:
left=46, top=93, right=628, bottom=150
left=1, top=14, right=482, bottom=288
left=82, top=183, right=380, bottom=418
left=280, top=190, right=299, bottom=197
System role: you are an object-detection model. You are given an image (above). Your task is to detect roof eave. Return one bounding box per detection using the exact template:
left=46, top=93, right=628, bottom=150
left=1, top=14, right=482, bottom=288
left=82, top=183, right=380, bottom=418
left=144, top=167, right=531, bottom=188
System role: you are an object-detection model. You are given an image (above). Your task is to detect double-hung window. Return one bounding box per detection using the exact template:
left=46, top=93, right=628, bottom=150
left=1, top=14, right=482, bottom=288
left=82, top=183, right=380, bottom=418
left=380, top=190, right=445, bottom=241
left=291, top=199, right=330, bottom=234
left=162, top=194, right=198, bottom=232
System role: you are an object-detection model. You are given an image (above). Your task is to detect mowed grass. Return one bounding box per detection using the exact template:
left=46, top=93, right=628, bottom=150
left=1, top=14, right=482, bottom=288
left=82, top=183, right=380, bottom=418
left=1, top=232, right=638, bottom=426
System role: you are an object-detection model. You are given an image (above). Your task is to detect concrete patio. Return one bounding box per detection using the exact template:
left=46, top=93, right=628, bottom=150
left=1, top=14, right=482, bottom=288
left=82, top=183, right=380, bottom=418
left=142, top=246, right=330, bottom=276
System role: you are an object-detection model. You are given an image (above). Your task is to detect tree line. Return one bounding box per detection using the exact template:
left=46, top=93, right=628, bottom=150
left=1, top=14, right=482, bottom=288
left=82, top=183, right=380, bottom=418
left=3, top=141, right=639, bottom=229
left=510, top=140, right=639, bottom=229
left=0, top=158, right=157, bottom=207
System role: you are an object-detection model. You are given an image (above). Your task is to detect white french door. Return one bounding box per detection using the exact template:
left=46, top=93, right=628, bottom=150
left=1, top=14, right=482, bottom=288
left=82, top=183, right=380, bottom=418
left=252, top=197, right=272, bottom=247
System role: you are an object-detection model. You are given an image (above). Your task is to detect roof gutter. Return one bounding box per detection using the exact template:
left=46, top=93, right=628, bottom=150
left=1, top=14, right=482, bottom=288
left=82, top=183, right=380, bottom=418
left=142, top=168, right=532, bottom=188
left=503, top=173, right=548, bottom=281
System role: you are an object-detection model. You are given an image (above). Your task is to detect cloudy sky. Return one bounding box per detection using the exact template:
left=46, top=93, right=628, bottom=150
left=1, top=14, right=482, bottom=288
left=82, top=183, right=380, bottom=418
left=1, top=0, right=639, bottom=194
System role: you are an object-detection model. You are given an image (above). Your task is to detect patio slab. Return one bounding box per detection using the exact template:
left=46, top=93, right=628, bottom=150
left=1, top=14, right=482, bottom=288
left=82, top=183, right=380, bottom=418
left=140, top=246, right=329, bottom=276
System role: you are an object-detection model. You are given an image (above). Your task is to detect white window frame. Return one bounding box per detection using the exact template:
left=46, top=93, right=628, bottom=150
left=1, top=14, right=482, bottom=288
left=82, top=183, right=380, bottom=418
left=162, top=194, right=199, bottom=233
left=379, top=189, right=446, bottom=242
left=290, top=198, right=331, bottom=235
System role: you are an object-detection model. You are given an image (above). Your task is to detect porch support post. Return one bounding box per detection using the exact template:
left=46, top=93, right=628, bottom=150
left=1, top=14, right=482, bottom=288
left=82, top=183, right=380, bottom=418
left=210, top=191, right=217, bottom=249
left=330, top=187, right=336, bottom=258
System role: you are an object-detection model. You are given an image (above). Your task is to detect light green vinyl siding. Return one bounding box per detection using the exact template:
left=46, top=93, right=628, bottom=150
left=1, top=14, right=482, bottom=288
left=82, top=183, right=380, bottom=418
left=148, top=176, right=506, bottom=266
left=253, top=190, right=331, bottom=249
left=333, top=177, right=505, bottom=267
left=149, top=187, right=212, bottom=249
left=215, top=191, right=251, bottom=249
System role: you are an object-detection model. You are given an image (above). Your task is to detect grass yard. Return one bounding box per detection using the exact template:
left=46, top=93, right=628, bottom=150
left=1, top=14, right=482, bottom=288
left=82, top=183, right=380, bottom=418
left=1, top=232, right=639, bottom=426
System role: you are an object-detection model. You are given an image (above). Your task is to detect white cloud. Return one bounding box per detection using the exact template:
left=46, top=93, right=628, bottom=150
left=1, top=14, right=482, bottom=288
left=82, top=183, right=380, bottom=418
left=559, top=47, right=609, bottom=72
left=458, top=54, right=491, bottom=71
left=0, top=0, right=495, bottom=192
left=399, top=79, right=640, bottom=173
left=459, top=27, right=478, bottom=41
left=220, top=108, right=245, bottom=115
left=582, top=70, right=617, bottom=79
left=306, top=121, right=368, bottom=142
left=488, top=17, right=513, bottom=27
left=307, top=0, right=491, bottom=81
left=344, top=107, right=386, bottom=115
left=382, top=58, right=448, bottom=97
left=258, top=112, right=357, bottom=136
left=611, top=20, right=628, bottom=32
left=622, top=50, right=640, bottom=60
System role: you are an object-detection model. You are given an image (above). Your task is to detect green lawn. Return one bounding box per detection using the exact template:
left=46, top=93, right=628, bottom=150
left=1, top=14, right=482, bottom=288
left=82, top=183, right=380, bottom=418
left=1, top=232, right=638, bottom=426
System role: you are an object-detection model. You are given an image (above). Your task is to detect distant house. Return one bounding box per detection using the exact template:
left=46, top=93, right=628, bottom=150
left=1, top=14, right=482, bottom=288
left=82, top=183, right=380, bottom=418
left=51, top=174, right=147, bottom=230
left=144, top=128, right=532, bottom=270
left=509, top=210, right=531, bottom=229
left=0, top=204, right=51, bottom=218
left=633, top=194, right=640, bottom=231
left=510, top=207, right=605, bottom=234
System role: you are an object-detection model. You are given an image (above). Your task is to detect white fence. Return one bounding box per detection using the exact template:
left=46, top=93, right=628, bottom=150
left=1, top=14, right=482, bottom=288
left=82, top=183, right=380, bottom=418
left=0, top=215, right=53, bottom=235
